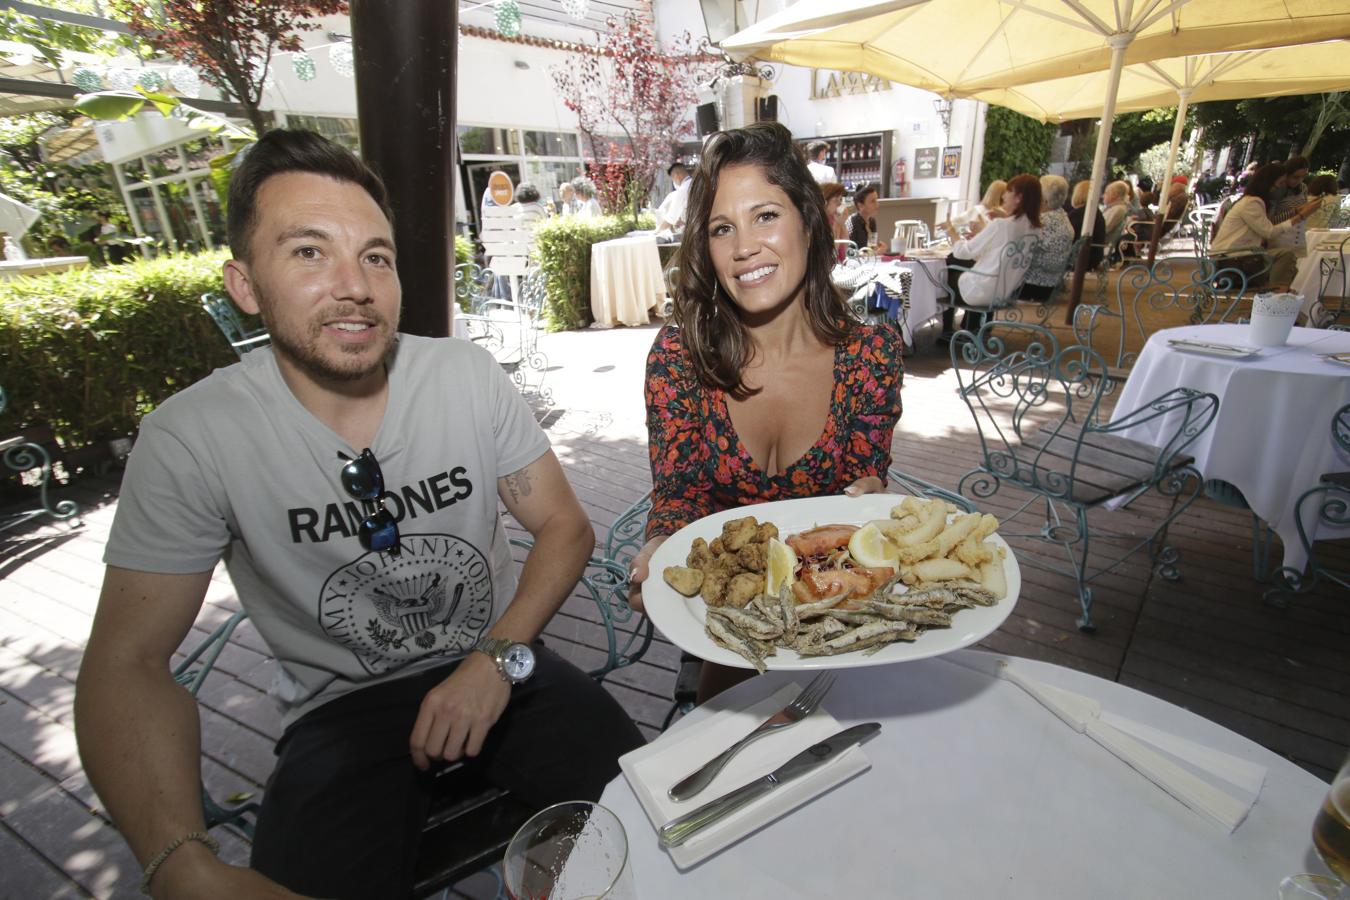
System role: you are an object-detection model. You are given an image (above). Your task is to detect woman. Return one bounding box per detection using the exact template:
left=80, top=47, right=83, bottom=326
left=939, top=173, right=1042, bottom=329
left=571, top=176, right=603, bottom=218
left=1019, top=175, right=1073, bottom=301
left=627, top=122, right=904, bottom=702
left=952, top=180, right=1009, bottom=236
left=820, top=180, right=849, bottom=243
left=1302, top=174, right=1342, bottom=236
left=511, top=182, right=548, bottom=228
left=1211, top=162, right=1320, bottom=286
left=1066, top=180, right=1106, bottom=268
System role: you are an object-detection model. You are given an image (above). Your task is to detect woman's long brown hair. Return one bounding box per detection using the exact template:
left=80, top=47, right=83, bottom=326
left=671, top=122, right=851, bottom=399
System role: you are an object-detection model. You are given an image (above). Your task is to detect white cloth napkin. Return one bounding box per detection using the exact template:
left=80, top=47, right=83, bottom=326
left=619, top=683, right=871, bottom=869
left=949, top=656, right=1266, bottom=832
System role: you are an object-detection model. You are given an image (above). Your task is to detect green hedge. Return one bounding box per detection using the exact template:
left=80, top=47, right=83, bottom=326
left=0, top=252, right=236, bottom=448
left=980, top=106, right=1057, bottom=195
left=532, top=213, right=655, bottom=331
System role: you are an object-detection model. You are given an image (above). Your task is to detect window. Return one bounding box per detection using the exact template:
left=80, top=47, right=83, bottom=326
left=285, top=115, right=361, bottom=152
left=523, top=129, right=579, bottom=158
left=458, top=125, right=520, bottom=157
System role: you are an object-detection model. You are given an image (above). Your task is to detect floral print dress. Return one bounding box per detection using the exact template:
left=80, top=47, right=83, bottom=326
left=644, top=323, right=904, bottom=540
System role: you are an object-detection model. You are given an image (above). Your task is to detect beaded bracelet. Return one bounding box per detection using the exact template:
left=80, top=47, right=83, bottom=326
left=140, top=830, right=219, bottom=895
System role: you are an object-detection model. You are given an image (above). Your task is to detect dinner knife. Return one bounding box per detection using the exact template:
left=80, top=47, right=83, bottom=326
left=657, top=722, right=881, bottom=848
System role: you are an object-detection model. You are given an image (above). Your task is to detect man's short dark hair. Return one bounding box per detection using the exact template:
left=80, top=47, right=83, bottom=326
left=854, top=183, right=878, bottom=205
left=1285, top=155, right=1310, bottom=174
left=227, top=129, right=393, bottom=260
left=515, top=182, right=541, bottom=204
left=668, top=162, right=688, bottom=177
left=807, top=140, right=829, bottom=160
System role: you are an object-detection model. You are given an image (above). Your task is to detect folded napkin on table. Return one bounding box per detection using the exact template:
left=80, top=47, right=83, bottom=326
left=619, top=682, right=871, bottom=869
left=948, top=656, right=1266, bottom=832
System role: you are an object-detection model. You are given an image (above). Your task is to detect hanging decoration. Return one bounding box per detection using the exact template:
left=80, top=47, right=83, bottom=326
left=329, top=41, right=354, bottom=78
left=495, top=0, right=522, bottom=38
left=169, top=65, right=201, bottom=98
left=106, top=67, right=136, bottom=91
left=561, top=0, right=588, bottom=20
left=72, top=68, right=103, bottom=92
left=292, top=50, right=316, bottom=82
left=137, top=69, right=164, bottom=92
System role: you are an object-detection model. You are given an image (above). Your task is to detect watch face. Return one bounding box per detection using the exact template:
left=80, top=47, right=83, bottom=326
left=502, top=643, right=535, bottom=681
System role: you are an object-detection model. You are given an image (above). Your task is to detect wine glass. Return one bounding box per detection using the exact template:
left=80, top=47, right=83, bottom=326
left=503, top=801, right=635, bottom=900
left=1279, top=754, right=1350, bottom=899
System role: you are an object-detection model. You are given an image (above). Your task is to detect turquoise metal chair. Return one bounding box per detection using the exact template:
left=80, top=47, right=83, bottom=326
left=0, top=386, right=80, bottom=537
left=924, top=233, right=1040, bottom=325
left=201, top=292, right=270, bottom=358
left=951, top=321, right=1218, bottom=631
left=1264, top=403, right=1350, bottom=605
left=1004, top=234, right=1088, bottom=326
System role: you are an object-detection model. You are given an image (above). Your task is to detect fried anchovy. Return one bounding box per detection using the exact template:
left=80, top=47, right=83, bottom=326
left=705, top=617, right=766, bottom=673
left=863, top=602, right=953, bottom=627
left=707, top=604, right=783, bottom=641
left=794, top=590, right=851, bottom=619
left=778, top=584, right=799, bottom=633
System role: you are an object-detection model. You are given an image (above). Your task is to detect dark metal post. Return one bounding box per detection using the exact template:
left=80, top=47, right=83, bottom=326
left=351, top=0, right=457, bottom=338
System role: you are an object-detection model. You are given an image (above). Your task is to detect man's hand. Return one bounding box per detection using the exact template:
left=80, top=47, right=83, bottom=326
left=408, top=652, right=511, bottom=770
left=625, top=535, right=668, bottom=614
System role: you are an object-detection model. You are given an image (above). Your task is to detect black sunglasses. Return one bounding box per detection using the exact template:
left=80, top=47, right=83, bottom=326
left=338, top=448, right=401, bottom=556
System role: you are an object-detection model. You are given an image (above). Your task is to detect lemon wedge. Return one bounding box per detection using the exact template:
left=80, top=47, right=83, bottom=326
left=764, top=538, right=798, bottom=596
left=848, top=522, right=899, bottom=568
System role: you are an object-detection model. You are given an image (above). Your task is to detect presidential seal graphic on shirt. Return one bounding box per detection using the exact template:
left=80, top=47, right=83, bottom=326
left=318, top=533, right=493, bottom=675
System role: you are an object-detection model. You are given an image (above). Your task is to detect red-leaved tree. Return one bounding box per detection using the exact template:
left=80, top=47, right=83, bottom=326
left=552, top=1, right=715, bottom=225
left=112, top=0, right=348, bottom=135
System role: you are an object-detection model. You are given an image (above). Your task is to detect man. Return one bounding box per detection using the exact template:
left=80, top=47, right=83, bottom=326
left=655, top=161, right=690, bottom=235
left=571, top=176, right=602, bottom=218
left=1122, top=179, right=1190, bottom=258
left=846, top=182, right=880, bottom=250
left=1268, top=155, right=1311, bottom=228
left=806, top=140, right=837, bottom=184
left=557, top=180, right=579, bottom=216
left=75, top=130, right=644, bottom=900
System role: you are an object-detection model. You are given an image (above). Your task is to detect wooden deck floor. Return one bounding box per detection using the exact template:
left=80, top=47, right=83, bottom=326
left=2, top=303, right=1347, bottom=899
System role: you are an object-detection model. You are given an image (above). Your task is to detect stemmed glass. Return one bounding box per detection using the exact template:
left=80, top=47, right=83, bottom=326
left=1279, top=754, right=1350, bottom=899
left=503, top=801, right=635, bottom=900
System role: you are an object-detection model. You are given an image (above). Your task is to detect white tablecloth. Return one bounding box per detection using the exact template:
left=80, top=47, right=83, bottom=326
left=590, top=235, right=668, bottom=327
left=1111, top=323, right=1350, bottom=572
left=891, top=256, right=946, bottom=339
left=601, top=650, right=1331, bottom=899
left=1292, top=229, right=1350, bottom=301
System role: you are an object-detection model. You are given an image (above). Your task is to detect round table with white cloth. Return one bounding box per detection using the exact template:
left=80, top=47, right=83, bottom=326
left=590, top=234, right=668, bottom=327
left=887, top=256, right=946, bottom=343
left=600, top=650, right=1331, bottom=899
left=1111, top=323, right=1350, bottom=573
left=1291, top=228, right=1350, bottom=305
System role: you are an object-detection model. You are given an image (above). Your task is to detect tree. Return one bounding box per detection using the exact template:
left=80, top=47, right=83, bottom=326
left=1135, top=141, right=1194, bottom=185
left=1193, top=93, right=1350, bottom=171
left=551, top=1, right=714, bottom=225
left=110, top=0, right=348, bottom=135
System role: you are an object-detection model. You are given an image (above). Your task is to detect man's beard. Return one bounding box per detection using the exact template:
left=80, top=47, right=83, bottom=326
left=254, top=286, right=398, bottom=383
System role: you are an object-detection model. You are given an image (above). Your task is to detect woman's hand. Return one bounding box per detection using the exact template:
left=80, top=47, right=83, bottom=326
left=844, top=476, right=884, bottom=497
left=626, top=536, right=668, bottom=613
left=1297, top=199, right=1321, bottom=220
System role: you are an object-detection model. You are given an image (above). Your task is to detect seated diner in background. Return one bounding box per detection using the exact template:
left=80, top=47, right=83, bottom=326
left=1019, top=174, right=1073, bottom=302
left=948, top=179, right=1008, bottom=237
left=820, top=180, right=849, bottom=244
left=846, top=182, right=882, bottom=251
left=1301, top=174, right=1343, bottom=237
left=1211, top=162, right=1320, bottom=287
left=625, top=122, right=904, bottom=703
left=1101, top=180, right=1132, bottom=242
left=939, top=172, right=1043, bottom=330
left=1066, top=179, right=1107, bottom=268
left=1121, top=178, right=1190, bottom=259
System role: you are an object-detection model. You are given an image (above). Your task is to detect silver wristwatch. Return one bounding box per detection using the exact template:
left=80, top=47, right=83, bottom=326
left=473, top=636, right=536, bottom=684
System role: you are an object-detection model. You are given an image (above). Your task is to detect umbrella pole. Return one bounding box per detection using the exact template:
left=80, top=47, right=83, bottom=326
left=1066, top=34, right=1132, bottom=325
left=1149, top=89, right=1192, bottom=264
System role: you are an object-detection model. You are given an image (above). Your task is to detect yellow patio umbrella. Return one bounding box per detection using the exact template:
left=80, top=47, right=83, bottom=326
left=974, top=40, right=1350, bottom=225
left=722, top=0, right=1350, bottom=238
left=972, top=41, right=1350, bottom=125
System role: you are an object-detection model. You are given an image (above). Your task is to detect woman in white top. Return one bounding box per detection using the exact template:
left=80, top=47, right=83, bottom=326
left=940, top=173, right=1042, bottom=328
left=571, top=177, right=603, bottom=218
left=1211, top=163, right=1320, bottom=286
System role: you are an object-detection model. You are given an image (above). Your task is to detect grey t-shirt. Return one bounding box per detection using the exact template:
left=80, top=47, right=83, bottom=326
left=105, top=334, right=551, bottom=726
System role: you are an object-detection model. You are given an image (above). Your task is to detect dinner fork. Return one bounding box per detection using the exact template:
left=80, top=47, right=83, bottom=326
left=667, top=671, right=836, bottom=802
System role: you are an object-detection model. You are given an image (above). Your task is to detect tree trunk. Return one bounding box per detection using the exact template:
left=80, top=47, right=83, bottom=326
left=1303, top=92, right=1346, bottom=159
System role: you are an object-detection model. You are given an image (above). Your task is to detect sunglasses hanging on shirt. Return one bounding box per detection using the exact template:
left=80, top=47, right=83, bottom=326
left=338, top=448, right=402, bottom=556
